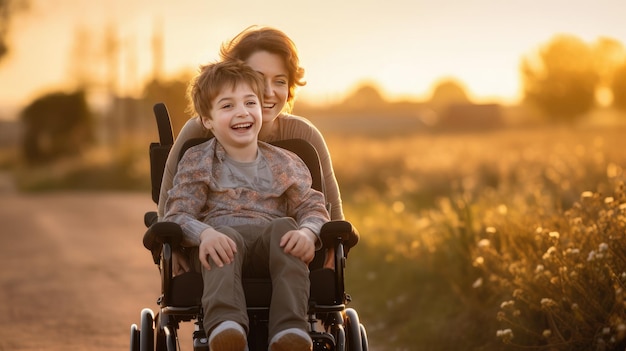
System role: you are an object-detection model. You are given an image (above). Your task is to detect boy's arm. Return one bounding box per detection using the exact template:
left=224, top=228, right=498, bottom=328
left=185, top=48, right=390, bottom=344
left=286, top=159, right=331, bottom=250
left=162, top=148, right=214, bottom=247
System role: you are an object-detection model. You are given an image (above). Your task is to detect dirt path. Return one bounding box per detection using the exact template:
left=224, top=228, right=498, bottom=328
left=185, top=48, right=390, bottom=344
left=0, top=192, right=164, bottom=351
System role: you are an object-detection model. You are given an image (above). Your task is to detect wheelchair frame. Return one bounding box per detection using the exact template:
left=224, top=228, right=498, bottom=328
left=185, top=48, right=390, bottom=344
left=130, top=103, right=368, bottom=351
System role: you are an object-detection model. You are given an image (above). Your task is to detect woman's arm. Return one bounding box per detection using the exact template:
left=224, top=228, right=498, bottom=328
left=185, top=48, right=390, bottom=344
left=278, top=115, right=344, bottom=220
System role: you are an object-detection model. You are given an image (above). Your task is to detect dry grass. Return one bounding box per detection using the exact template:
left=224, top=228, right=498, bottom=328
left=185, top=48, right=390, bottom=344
left=326, top=124, right=626, bottom=350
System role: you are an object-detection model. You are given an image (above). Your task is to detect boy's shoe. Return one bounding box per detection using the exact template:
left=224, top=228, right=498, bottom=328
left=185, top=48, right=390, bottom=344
left=208, top=321, right=247, bottom=351
left=270, top=328, right=312, bottom=351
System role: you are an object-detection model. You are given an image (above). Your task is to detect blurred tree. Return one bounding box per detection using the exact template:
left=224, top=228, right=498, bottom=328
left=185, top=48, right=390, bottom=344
left=521, top=34, right=598, bottom=121
left=143, top=76, right=192, bottom=137
left=591, top=37, right=626, bottom=106
left=429, top=79, right=470, bottom=104
left=0, top=0, right=28, bottom=63
left=343, top=82, right=386, bottom=109
left=428, top=79, right=470, bottom=115
left=21, top=91, right=93, bottom=163
left=612, top=62, right=626, bottom=111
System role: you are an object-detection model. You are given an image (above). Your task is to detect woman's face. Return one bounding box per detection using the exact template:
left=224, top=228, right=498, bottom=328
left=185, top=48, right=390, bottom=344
left=245, top=51, right=289, bottom=123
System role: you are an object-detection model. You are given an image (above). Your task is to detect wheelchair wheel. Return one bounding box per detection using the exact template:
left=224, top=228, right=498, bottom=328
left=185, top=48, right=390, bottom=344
left=359, top=324, right=368, bottom=351
left=344, top=308, right=363, bottom=351
left=140, top=308, right=155, bottom=351
left=130, top=324, right=140, bottom=351
left=335, top=324, right=346, bottom=351
left=155, top=313, right=175, bottom=351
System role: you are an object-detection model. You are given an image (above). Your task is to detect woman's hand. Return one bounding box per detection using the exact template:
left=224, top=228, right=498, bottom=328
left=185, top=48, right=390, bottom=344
left=172, top=249, right=190, bottom=276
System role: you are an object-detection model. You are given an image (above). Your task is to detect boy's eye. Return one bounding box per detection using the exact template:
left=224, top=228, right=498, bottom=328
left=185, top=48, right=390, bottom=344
left=246, top=100, right=258, bottom=106
left=220, top=103, right=233, bottom=109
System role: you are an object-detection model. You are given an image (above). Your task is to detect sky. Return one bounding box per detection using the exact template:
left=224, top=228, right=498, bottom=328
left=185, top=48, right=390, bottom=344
left=1, top=0, right=626, bottom=118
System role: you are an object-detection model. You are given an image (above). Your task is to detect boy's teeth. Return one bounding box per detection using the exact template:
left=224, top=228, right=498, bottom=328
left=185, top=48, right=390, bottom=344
left=233, top=123, right=252, bottom=129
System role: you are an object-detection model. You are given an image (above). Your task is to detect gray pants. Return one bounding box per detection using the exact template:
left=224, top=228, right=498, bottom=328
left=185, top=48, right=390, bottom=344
left=190, top=217, right=310, bottom=340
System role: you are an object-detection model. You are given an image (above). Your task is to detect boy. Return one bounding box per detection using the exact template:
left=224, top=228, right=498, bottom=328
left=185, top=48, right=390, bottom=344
left=163, top=60, right=328, bottom=351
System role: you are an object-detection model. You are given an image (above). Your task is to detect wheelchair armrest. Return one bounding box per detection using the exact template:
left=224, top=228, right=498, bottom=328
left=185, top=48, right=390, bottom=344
left=144, top=211, right=159, bottom=228
left=143, top=221, right=184, bottom=251
left=320, top=220, right=359, bottom=253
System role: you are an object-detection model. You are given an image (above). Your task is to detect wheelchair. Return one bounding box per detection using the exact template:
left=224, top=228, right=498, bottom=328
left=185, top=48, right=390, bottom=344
left=130, top=103, right=368, bottom=351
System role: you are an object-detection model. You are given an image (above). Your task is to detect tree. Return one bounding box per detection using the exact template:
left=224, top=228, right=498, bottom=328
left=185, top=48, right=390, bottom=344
left=428, top=78, right=470, bottom=112
left=21, top=91, right=93, bottom=163
left=612, top=62, right=626, bottom=111
left=142, top=76, right=191, bottom=137
left=342, top=82, right=386, bottom=109
left=0, top=0, right=29, bottom=63
left=591, top=37, right=626, bottom=106
left=521, top=34, right=598, bottom=121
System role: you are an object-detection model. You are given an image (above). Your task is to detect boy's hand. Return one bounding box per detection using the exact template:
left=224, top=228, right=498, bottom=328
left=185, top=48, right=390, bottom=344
left=198, top=228, right=237, bottom=271
left=280, top=228, right=317, bottom=264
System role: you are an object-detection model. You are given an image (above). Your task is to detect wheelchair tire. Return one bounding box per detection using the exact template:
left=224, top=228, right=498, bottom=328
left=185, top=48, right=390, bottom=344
left=335, top=324, right=346, bottom=351
left=344, top=308, right=363, bottom=351
left=140, top=308, right=155, bottom=351
left=359, top=324, right=368, bottom=351
left=130, top=324, right=140, bottom=351
left=155, top=313, right=171, bottom=351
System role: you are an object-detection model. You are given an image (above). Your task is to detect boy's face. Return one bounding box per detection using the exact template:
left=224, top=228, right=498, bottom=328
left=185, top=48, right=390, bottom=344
left=203, top=82, right=262, bottom=151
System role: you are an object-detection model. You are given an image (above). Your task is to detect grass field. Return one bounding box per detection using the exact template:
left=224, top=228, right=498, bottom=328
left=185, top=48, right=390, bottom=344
left=325, top=123, right=626, bottom=350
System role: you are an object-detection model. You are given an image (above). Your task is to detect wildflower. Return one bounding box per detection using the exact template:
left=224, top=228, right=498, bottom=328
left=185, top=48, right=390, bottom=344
left=603, top=327, right=611, bottom=335
left=472, top=278, right=483, bottom=288
left=581, top=191, right=594, bottom=199
left=473, top=256, right=484, bottom=266
left=605, top=197, right=614, bottom=204
left=496, top=328, right=514, bottom=342
left=535, top=264, right=545, bottom=273
left=513, top=289, right=524, bottom=299
left=496, top=311, right=506, bottom=321
left=486, top=227, right=496, bottom=234
left=599, top=243, right=609, bottom=252
left=513, top=309, right=521, bottom=317
left=478, top=239, right=490, bottom=248
left=500, top=300, right=515, bottom=309
left=565, top=248, right=580, bottom=255
left=543, top=246, right=557, bottom=260
left=588, top=250, right=596, bottom=261
left=549, top=231, right=560, bottom=239
left=541, top=298, right=557, bottom=308
left=542, top=329, right=552, bottom=338
left=619, top=203, right=626, bottom=211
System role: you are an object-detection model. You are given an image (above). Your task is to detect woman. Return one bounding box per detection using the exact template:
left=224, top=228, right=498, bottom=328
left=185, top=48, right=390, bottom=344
left=159, top=26, right=343, bottom=274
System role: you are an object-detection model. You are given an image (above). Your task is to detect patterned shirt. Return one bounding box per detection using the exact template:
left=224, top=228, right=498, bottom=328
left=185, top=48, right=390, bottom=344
left=163, top=139, right=329, bottom=247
